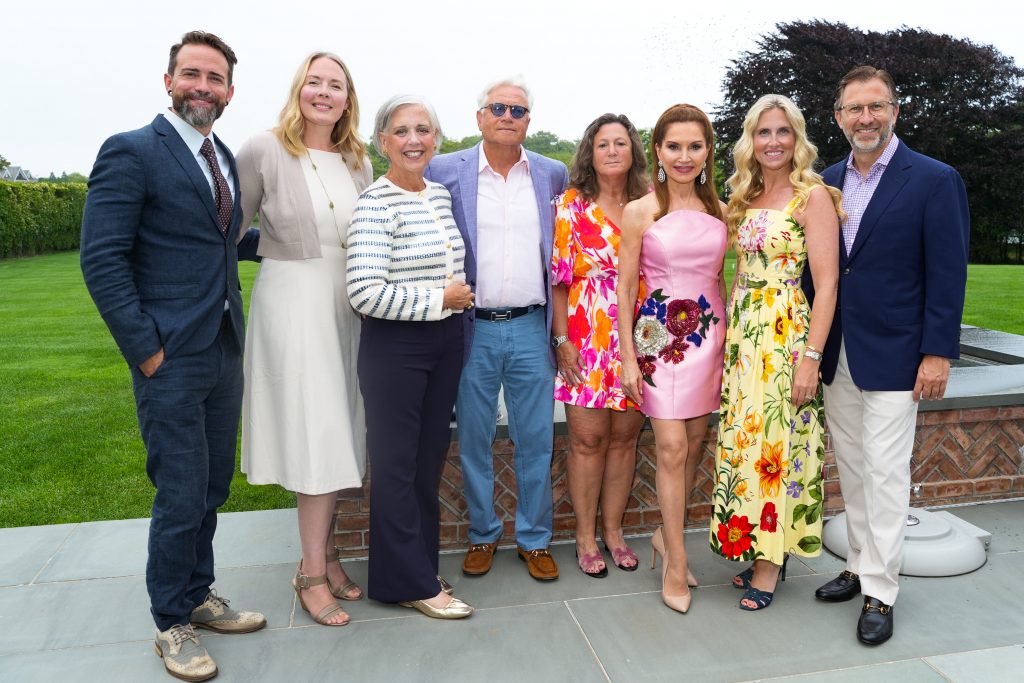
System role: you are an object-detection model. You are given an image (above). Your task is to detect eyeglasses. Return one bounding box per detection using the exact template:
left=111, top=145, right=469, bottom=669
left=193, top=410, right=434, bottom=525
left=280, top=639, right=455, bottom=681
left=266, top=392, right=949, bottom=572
left=837, top=100, right=895, bottom=117
left=480, top=102, right=530, bottom=119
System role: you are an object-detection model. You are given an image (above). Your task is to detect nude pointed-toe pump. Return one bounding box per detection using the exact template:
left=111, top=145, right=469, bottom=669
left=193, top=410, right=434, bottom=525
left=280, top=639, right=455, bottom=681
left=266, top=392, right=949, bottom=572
left=649, top=527, right=692, bottom=614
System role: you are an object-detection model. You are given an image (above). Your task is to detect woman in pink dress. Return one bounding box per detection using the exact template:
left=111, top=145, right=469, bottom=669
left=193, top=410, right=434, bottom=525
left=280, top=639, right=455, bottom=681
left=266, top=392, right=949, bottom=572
left=616, top=104, right=727, bottom=613
left=551, top=114, right=649, bottom=578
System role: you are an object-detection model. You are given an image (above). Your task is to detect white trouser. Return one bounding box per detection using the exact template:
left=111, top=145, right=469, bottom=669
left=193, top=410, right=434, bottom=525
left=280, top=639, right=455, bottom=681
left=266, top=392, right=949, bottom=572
left=823, top=340, right=918, bottom=605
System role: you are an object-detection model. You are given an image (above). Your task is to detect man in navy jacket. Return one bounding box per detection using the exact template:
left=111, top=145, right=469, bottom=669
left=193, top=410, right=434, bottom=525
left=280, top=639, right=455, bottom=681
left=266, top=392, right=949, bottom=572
left=809, top=66, right=969, bottom=646
left=81, top=31, right=263, bottom=682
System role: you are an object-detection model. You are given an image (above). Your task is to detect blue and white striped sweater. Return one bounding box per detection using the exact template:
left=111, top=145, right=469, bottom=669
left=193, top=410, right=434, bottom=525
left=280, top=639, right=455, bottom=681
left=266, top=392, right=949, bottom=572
left=346, top=177, right=466, bottom=321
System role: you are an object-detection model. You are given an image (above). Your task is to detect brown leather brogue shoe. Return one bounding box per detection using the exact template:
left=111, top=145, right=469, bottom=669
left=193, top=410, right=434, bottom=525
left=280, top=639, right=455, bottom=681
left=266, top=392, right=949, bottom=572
left=517, top=547, right=559, bottom=581
left=462, top=541, right=499, bottom=576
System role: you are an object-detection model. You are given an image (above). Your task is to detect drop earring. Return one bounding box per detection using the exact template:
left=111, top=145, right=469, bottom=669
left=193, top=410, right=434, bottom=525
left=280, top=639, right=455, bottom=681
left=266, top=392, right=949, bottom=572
left=657, top=160, right=666, bottom=183
left=699, top=162, right=707, bottom=186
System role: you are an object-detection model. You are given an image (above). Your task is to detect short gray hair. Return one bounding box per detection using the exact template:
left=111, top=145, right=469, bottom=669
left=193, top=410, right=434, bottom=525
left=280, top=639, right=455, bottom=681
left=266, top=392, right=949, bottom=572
left=371, top=94, right=444, bottom=156
left=476, top=76, right=534, bottom=111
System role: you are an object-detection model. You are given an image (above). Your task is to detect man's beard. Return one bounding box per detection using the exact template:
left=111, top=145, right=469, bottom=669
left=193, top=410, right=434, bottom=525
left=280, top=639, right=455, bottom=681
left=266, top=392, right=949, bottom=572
left=172, top=90, right=226, bottom=129
left=846, top=120, right=895, bottom=154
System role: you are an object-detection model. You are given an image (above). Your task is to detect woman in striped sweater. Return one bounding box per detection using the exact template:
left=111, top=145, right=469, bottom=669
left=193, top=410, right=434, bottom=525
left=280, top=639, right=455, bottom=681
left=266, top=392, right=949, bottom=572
left=346, top=95, right=475, bottom=620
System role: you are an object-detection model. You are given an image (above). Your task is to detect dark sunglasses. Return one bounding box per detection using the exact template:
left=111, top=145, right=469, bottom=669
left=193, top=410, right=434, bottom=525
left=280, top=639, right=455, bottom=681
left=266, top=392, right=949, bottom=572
left=481, top=102, right=530, bottom=119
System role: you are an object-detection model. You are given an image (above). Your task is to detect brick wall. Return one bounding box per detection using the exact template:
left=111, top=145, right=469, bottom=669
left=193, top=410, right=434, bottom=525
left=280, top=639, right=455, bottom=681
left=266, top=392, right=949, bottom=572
left=334, top=405, right=1024, bottom=557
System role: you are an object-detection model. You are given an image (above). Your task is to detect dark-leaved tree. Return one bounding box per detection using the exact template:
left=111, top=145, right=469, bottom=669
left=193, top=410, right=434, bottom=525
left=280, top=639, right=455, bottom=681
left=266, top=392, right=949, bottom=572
left=716, top=20, right=1024, bottom=262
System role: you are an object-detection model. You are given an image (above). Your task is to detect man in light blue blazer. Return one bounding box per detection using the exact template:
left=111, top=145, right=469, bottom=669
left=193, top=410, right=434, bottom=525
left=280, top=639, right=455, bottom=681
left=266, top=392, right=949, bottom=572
left=426, top=78, right=568, bottom=581
left=806, top=66, right=969, bottom=646
left=81, top=31, right=263, bottom=682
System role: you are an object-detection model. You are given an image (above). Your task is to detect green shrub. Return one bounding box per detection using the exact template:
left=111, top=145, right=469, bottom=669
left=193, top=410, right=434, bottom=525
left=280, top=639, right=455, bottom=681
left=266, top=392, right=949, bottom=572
left=0, top=180, right=87, bottom=258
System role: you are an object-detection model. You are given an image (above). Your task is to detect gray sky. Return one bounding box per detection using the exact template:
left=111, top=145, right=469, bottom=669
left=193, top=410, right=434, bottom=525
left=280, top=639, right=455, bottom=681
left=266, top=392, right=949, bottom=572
left=3, top=0, right=1021, bottom=176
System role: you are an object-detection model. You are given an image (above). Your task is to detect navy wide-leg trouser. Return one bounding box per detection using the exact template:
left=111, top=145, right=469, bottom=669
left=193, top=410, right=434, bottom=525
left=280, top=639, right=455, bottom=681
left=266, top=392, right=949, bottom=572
left=359, top=315, right=463, bottom=603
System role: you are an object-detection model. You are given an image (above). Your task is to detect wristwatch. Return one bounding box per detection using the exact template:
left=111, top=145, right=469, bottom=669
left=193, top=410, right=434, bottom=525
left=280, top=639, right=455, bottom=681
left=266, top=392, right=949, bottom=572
left=551, top=335, right=569, bottom=349
left=803, top=345, right=823, bottom=362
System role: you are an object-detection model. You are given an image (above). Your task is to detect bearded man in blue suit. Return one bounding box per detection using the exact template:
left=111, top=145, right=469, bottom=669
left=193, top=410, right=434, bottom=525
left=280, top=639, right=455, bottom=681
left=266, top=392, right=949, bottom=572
left=809, top=66, right=970, bottom=646
left=81, top=31, right=264, bottom=682
left=426, top=78, right=568, bottom=582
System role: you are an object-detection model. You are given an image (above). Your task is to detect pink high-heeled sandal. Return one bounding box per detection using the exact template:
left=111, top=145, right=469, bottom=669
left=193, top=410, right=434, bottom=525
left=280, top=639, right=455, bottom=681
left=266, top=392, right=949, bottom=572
left=603, top=543, right=639, bottom=571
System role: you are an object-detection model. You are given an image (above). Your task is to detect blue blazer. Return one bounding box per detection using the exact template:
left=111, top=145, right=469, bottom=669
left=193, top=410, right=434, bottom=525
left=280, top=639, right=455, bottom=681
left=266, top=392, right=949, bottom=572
left=81, top=114, right=259, bottom=368
left=425, top=143, right=569, bottom=364
left=810, top=141, right=969, bottom=391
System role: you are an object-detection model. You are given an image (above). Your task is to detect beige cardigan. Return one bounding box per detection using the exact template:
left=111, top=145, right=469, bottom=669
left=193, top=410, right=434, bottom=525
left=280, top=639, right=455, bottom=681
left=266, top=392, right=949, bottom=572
left=236, top=130, right=372, bottom=260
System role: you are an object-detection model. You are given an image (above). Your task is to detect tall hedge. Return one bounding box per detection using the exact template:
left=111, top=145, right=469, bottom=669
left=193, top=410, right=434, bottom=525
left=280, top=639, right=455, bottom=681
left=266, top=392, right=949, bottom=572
left=0, top=181, right=87, bottom=258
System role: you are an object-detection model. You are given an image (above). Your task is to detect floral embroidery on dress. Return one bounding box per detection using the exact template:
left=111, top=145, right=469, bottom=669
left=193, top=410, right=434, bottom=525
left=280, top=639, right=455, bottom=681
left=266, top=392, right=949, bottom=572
left=634, top=289, right=720, bottom=387
left=634, top=317, right=669, bottom=357
left=666, top=299, right=700, bottom=336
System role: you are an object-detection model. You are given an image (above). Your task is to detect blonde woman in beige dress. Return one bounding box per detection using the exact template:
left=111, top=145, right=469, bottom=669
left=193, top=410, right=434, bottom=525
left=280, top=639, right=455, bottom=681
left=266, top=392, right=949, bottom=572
left=237, top=52, right=371, bottom=627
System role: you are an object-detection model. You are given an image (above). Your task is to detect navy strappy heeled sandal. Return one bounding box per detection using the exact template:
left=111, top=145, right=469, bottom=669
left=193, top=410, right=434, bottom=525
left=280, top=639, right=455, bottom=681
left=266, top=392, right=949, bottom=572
left=738, top=555, right=788, bottom=611
left=733, top=566, right=754, bottom=590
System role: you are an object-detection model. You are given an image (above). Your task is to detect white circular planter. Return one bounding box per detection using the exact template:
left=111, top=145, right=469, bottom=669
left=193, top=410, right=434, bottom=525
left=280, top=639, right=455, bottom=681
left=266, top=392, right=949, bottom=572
left=822, top=508, right=988, bottom=577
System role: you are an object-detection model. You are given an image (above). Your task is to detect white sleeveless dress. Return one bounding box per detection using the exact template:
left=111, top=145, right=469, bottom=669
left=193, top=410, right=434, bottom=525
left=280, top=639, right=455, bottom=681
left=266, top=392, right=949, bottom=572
left=241, top=149, right=366, bottom=494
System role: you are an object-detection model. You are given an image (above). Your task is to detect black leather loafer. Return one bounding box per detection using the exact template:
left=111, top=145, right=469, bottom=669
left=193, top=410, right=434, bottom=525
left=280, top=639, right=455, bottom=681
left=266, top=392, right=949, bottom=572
left=814, top=570, right=861, bottom=602
left=857, top=597, right=894, bottom=645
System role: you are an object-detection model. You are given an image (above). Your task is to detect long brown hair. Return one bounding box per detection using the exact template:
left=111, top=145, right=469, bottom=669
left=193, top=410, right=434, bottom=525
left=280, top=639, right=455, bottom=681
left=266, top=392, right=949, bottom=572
left=568, top=113, right=649, bottom=202
left=651, top=104, right=723, bottom=222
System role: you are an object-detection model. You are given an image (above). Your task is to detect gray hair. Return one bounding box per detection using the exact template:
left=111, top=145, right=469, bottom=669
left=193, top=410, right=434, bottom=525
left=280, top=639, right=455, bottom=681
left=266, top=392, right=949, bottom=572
left=371, top=94, right=444, bottom=156
left=476, top=76, right=534, bottom=111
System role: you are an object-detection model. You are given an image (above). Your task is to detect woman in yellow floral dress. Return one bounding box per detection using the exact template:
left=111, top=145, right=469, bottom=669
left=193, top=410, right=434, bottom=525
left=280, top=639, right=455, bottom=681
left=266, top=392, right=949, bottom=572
left=551, top=114, right=649, bottom=578
left=710, top=95, right=842, bottom=611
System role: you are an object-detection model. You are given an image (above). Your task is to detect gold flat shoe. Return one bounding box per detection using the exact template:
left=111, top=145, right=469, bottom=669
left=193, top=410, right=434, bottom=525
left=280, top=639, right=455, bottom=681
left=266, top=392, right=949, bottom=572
left=398, top=596, right=473, bottom=619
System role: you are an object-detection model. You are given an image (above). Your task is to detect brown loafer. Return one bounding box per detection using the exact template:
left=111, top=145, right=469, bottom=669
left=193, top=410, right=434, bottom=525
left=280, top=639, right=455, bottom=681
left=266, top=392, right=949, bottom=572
left=462, top=541, right=499, bottom=576
left=517, top=546, right=559, bottom=581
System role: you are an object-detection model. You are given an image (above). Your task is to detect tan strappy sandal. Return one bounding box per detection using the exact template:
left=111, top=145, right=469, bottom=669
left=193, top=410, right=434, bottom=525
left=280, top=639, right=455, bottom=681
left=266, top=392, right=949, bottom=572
left=293, top=563, right=349, bottom=626
left=326, top=550, right=363, bottom=601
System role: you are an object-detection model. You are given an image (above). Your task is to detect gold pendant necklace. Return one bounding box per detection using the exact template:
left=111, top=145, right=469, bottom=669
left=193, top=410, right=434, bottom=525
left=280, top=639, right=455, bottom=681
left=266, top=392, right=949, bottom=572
left=307, top=151, right=347, bottom=248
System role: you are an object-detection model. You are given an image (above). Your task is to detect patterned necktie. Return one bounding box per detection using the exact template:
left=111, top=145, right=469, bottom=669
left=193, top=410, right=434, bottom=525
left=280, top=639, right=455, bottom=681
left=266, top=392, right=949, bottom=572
left=199, top=137, right=232, bottom=236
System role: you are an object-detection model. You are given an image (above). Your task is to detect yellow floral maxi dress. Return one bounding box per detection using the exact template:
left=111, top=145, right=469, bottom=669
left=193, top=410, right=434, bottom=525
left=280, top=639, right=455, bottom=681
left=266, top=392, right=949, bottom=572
left=709, top=197, right=824, bottom=565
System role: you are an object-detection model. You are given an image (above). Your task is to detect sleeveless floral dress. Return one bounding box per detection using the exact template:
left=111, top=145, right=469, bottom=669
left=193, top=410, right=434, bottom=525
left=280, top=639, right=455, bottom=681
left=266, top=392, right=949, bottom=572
left=710, top=197, right=825, bottom=564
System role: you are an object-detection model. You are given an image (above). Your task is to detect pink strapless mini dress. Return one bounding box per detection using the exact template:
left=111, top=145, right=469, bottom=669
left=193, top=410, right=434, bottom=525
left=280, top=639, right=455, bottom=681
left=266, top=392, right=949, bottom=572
left=633, top=210, right=726, bottom=419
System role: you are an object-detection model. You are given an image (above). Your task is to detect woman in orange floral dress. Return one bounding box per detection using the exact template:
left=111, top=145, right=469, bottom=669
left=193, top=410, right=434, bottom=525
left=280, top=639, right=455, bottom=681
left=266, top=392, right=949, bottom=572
left=551, top=114, right=649, bottom=578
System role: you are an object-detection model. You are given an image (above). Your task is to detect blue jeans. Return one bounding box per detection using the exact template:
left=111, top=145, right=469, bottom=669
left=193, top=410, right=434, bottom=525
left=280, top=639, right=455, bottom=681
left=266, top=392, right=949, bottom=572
left=455, top=307, right=555, bottom=549
left=131, top=323, right=242, bottom=631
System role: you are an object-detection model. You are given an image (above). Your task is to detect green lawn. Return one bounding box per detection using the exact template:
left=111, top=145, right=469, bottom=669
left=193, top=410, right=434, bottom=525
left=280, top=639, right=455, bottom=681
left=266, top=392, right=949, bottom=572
left=0, top=252, right=292, bottom=528
left=962, top=264, right=1024, bottom=334
left=1, top=251, right=1021, bottom=527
